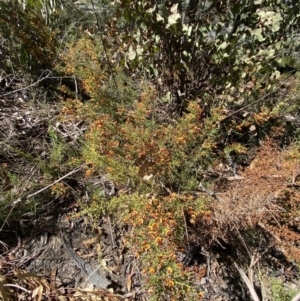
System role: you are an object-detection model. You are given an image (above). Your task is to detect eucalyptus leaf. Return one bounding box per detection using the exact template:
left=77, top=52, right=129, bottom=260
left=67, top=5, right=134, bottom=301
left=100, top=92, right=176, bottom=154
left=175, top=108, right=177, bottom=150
left=136, top=45, right=143, bottom=55
left=168, top=12, right=181, bottom=25
left=170, top=3, right=178, bottom=14
left=252, top=28, right=265, bottom=42
left=218, top=42, right=228, bottom=50
left=127, top=46, right=136, bottom=60
left=124, top=7, right=131, bottom=21
left=182, top=24, right=188, bottom=32
left=156, top=13, right=164, bottom=22
left=146, top=6, right=156, bottom=14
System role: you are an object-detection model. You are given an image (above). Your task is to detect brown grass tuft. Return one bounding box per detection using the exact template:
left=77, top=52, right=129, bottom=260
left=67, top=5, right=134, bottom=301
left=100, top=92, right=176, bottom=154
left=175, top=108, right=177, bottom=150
left=196, top=139, right=300, bottom=261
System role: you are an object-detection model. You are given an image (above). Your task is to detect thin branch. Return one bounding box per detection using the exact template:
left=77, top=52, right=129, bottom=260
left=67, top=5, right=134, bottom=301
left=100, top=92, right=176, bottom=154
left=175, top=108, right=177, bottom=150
left=4, top=284, right=31, bottom=293
left=107, top=215, right=116, bottom=249
left=0, top=205, right=15, bottom=232
left=26, top=164, right=85, bottom=199
left=220, top=76, right=293, bottom=123
left=182, top=207, right=190, bottom=250
left=1, top=70, right=52, bottom=96
left=73, top=75, right=78, bottom=99
left=234, top=262, right=260, bottom=301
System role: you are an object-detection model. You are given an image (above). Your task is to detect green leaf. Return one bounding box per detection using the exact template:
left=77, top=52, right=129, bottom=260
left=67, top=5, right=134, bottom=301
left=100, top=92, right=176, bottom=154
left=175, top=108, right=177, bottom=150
left=257, top=10, right=282, bottom=32
left=146, top=5, right=156, bottom=14
left=156, top=13, right=164, bottom=22
left=127, top=46, right=136, bottom=60
left=136, top=45, right=143, bottom=55
left=168, top=12, right=181, bottom=25
left=183, top=25, right=193, bottom=37
left=267, top=48, right=275, bottom=58
left=252, top=28, right=265, bottom=42
left=149, top=64, right=158, bottom=77
left=124, top=7, right=131, bottom=22
left=183, top=51, right=190, bottom=57
left=218, top=42, right=228, bottom=50
left=271, top=70, right=281, bottom=79
left=170, top=3, right=178, bottom=13
left=160, top=91, right=172, bottom=103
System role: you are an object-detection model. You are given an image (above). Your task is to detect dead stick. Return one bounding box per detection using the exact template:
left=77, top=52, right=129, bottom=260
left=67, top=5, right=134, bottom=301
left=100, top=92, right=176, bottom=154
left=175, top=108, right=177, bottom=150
left=27, top=164, right=85, bottom=199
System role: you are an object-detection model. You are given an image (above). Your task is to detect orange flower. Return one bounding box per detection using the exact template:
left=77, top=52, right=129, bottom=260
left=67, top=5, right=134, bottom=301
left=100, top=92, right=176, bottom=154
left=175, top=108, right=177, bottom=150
left=198, top=291, right=204, bottom=298
left=155, top=237, right=163, bottom=245
left=164, top=279, right=174, bottom=288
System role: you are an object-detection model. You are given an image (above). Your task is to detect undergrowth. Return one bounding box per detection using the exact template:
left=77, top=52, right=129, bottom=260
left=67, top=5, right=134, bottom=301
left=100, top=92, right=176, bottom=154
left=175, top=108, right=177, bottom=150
left=1, top=12, right=300, bottom=299
left=265, top=277, right=298, bottom=301
left=50, top=29, right=300, bottom=299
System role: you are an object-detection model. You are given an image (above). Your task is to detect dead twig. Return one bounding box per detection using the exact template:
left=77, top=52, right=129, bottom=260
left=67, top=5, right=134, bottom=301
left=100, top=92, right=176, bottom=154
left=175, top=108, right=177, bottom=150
left=4, top=284, right=31, bottom=293
left=182, top=206, right=190, bottom=250
left=26, top=164, right=85, bottom=199
left=107, top=215, right=116, bottom=249
left=234, top=262, right=260, bottom=301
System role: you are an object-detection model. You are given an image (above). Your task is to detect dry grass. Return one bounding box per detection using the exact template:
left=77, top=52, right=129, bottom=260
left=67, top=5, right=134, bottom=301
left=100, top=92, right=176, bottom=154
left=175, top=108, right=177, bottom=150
left=196, top=139, right=300, bottom=262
